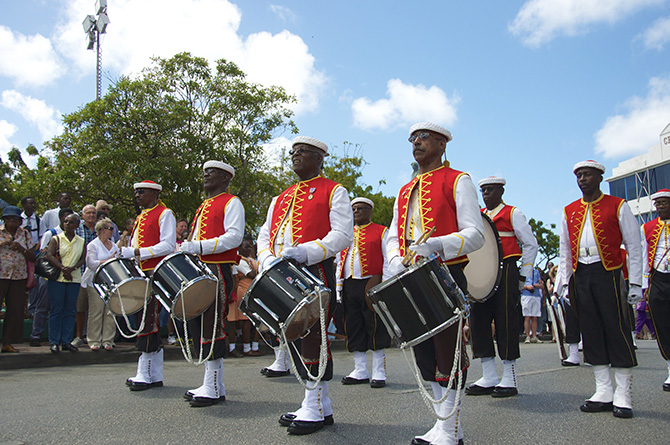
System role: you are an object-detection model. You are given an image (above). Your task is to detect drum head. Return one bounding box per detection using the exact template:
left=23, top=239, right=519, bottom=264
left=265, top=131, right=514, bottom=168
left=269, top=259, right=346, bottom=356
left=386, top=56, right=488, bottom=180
left=171, top=276, right=217, bottom=320
left=283, top=287, right=330, bottom=341
left=107, top=278, right=149, bottom=315
left=463, top=213, right=503, bottom=302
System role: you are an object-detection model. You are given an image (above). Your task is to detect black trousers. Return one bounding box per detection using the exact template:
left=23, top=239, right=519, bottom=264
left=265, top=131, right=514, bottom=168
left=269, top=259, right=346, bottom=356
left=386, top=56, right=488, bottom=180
left=647, top=270, right=670, bottom=361
left=574, top=263, right=636, bottom=367
left=469, top=258, right=521, bottom=360
left=413, top=264, right=469, bottom=387
left=563, top=297, right=581, bottom=344
left=186, top=263, right=232, bottom=360
left=289, top=259, right=336, bottom=381
left=342, top=277, right=391, bottom=352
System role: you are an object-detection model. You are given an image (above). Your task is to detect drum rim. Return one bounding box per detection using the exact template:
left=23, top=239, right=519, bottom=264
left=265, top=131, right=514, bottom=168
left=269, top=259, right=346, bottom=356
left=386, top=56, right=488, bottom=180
left=164, top=274, right=217, bottom=321
left=281, top=285, right=329, bottom=341
left=93, top=256, right=144, bottom=282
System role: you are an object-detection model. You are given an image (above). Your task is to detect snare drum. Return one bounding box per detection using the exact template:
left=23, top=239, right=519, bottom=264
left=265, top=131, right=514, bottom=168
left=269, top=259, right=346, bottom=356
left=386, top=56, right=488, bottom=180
left=240, top=258, right=330, bottom=342
left=93, top=257, right=149, bottom=316
left=367, top=256, right=469, bottom=349
left=150, top=252, right=218, bottom=321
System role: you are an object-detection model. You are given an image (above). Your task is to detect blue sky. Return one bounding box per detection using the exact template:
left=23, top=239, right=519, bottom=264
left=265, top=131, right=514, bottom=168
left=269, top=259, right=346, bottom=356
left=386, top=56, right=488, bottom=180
left=1, top=0, right=670, bottom=236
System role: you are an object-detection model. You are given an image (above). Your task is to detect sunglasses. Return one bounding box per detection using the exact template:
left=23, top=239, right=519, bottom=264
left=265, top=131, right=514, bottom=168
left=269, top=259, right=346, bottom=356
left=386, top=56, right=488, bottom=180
left=289, top=147, right=322, bottom=156
left=408, top=132, right=433, bottom=143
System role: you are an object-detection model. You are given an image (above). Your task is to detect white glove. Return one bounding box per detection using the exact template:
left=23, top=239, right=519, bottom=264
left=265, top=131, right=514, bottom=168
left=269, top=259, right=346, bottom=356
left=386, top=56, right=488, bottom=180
left=388, top=256, right=407, bottom=277
left=627, top=285, right=643, bottom=305
left=408, top=237, right=442, bottom=258
left=281, top=246, right=307, bottom=264
left=560, top=284, right=569, bottom=300
left=120, top=247, right=135, bottom=259
left=336, top=288, right=342, bottom=303
left=180, top=241, right=199, bottom=255
left=551, top=295, right=559, bottom=305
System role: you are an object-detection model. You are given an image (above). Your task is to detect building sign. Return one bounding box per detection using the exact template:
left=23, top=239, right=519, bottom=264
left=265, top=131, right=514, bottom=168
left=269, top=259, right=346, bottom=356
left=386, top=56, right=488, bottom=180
left=662, top=122, right=670, bottom=153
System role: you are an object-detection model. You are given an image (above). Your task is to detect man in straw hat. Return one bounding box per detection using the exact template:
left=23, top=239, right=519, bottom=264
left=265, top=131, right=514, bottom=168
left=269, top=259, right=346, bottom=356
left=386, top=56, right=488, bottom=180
left=336, top=197, right=391, bottom=389
left=466, top=176, right=537, bottom=398
left=387, top=122, right=485, bottom=444
left=257, top=135, right=353, bottom=435
left=121, top=180, right=176, bottom=391
left=558, top=160, right=642, bottom=418
left=640, top=188, right=670, bottom=393
left=180, top=160, right=244, bottom=407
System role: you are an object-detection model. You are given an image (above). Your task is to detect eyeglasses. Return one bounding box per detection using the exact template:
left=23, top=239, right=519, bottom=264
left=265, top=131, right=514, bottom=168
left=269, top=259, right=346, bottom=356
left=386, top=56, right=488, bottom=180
left=135, top=189, right=147, bottom=194
left=103, top=227, right=113, bottom=231
left=289, top=147, right=322, bottom=156
left=408, top=132, right=432, bottom=143
left=352, top=205, right=371, bottom=212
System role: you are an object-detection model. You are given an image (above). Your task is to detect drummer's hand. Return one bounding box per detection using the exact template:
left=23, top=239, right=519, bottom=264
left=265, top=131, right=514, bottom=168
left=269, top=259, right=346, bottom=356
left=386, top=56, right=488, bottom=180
left=281, top=246, right=307, bottom=264
left=627, top=284, right=643, bottom=305
left=336, top=288, right=342, bottom=303
left=180, top=241, right=199, bottom=255
left=119, top=247, right=135, bottom=259
left=388, top=256, right=406, bottom=276
left=409, top=238, right=441, bottom=258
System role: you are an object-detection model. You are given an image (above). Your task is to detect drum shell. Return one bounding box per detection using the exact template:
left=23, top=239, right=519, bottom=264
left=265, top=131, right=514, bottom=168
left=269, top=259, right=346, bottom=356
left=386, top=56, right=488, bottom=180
left=463, top=213, right=503, bottom=303
left=150, top=252, right=218, bottom=321
left=367, top=257, right=469, bottom=349
left=93, top=257, right=149, bottom=316
left=240, top=258, right=330, bottom=342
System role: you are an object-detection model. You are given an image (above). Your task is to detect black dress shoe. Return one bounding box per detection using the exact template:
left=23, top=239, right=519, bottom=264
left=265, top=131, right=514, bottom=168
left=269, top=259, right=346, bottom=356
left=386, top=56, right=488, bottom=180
left=465, top=383, right=495, bottom=395
left=341, top=376, right=370, bottom=385
left=492, top=386, right=518, bottom=398
left=287, top=419, right=324, bottom=435
left=189, top=395, right=225, bottom=407
left=580, top=400, right=613, bottom=412
left=264, top=369, right=290, bottom=377
left=29, top=338, right=41, bottom=347
left=561, top=360, right=580, bottom=367
left=279, top=413, right=334, bottom=427
left=613, top=406, right=633, bottom=418
left=663, top=383, right=670, bottom=392
left=61, top=343, right=78, bottom=352
left=50, top=344, right=60, bottom=353
left=411, top=439, right=430, bottom=444
left=128, top=381, right=163, bottom=391
left=370, top=379, right=386, bottom=388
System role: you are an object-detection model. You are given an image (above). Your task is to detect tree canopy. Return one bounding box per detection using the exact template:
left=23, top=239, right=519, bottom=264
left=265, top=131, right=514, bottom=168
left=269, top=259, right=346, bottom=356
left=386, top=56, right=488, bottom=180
left=528, top=218, right=560, bottom=269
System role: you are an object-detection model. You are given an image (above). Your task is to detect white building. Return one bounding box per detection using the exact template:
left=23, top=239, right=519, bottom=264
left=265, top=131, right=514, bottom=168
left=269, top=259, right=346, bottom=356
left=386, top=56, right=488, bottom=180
left=606, top=122, right=670, bottom=224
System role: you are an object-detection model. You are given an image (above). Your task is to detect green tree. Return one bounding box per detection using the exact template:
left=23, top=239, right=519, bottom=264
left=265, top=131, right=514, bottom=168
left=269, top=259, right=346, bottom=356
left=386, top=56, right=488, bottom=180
left=14, top=52, right=297, bottom=230
left=528, top=218, right=560, bottom=269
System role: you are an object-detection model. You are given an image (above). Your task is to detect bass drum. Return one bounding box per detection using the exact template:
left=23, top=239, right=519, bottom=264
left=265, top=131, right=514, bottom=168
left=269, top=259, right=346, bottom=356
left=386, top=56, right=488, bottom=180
left=463, top=213, right=503, bottom=303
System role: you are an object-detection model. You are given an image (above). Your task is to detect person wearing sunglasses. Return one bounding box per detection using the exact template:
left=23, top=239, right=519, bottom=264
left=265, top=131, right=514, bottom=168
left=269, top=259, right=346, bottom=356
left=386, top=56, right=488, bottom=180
left=180, top=160, right=244, bottom=407
left=387, top=122, right=485, bottom=445
left=121, top=180, right=176, bottom=391
left=81, top=218, right=119, bottom=351
left=257, top=135, right=353, bottom=435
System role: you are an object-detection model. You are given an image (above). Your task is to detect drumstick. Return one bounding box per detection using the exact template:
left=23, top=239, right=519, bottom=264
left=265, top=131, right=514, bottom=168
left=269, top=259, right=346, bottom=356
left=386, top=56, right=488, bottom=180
left=402, top=226, right=437, bottom=266
left=290, top=236, right=302, bottom=247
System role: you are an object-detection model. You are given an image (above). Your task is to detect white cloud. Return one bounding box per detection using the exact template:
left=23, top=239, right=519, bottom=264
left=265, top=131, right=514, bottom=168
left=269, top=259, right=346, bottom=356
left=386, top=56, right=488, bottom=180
left=1, top=90, right=63, bottom=142
left=53, top=0, right=325, bottom=114
left=639, top=16, right=670, bottom=50
left=509, top=0, right=663, bottom=47
left=262, top=136, right=291, bottom=168
left=269, top=5, right=297, bottom=23
left=351, top=79, right=460, bottom=131
left=594, top=76, right=670, bottom=158
left=0, top=119, right=18, bottom=158
left=0, top=25, right=66, bottom=87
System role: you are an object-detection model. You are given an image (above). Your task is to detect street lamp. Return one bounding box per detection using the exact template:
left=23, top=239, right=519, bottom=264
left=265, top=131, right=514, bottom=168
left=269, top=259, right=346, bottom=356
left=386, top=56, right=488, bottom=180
left=82, top=0, right=110, bottom=100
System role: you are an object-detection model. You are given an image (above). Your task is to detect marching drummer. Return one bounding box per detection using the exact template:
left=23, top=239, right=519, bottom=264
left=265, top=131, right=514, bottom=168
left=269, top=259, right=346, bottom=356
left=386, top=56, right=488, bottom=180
left=121, top=180, right=176, bottom=391
left=387, top=122, right=484, bottom=445
left=465, top=176, right=537, bottom=398
left=257, top=135, right=353, bottom=435
left=336, top=197, right=391, bottom=388
left=180, top=160, right=244, bottom=407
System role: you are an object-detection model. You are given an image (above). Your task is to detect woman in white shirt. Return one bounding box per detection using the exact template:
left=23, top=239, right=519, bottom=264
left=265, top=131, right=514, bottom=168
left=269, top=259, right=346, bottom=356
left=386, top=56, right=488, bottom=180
left=82, top=218, right=119, bottom=350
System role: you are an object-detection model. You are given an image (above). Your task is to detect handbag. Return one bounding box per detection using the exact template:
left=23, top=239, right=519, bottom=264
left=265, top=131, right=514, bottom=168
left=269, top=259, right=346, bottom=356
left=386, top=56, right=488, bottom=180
left=34, top=233, right=61, bottom=280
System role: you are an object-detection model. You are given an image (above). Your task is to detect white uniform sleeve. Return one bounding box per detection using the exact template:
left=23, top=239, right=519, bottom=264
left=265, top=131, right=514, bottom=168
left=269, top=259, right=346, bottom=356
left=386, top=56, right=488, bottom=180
left=558, top=211, right=573, bottom=289
left=257, top=197, right=278, bottom=271
left=437, top=174, right=485, bottom=260
left=619, top=202, right=642, bottom=287
left=198, top=197, right=244, bottom=255
left=641, top=226, right=649, bottom=289
left=137, top=209, right=177, bottom=260
left=303, top=185, right=354, bottom=266
left=512, top=208, right=538, bottom=278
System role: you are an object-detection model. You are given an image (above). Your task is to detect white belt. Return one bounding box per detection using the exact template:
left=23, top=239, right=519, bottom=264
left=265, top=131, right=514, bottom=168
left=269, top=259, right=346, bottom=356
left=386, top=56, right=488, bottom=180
left=498, top=231, right=515, bottom=237
left=655, top=263, right=670, bottom=272
left=579, top=247, right=600, bottom=258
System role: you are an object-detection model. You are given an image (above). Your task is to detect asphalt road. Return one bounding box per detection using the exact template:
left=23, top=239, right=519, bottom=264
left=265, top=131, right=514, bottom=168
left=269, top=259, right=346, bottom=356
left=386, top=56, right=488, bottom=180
left=1, top=340, right=668, bottom=444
